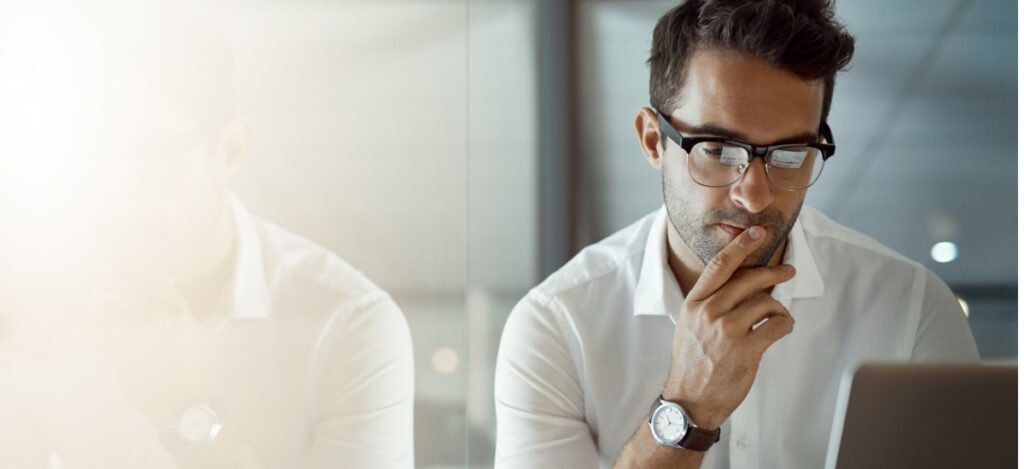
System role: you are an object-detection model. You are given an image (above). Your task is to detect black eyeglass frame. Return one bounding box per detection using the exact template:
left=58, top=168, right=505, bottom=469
left=655, top=109, right=837, bottom=190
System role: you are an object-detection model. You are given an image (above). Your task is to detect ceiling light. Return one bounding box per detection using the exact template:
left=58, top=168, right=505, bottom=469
left=930, top=242, right=958, bottom=263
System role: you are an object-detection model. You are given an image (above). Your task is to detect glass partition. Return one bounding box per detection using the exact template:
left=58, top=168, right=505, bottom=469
left=0, top=0, right=473, bottom=466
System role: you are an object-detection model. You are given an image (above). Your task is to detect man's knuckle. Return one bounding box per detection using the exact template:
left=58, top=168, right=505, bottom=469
left=718, top=315, right=739, bottom=334
left=768, top=317, right=793, bottom=337
left=701, top=298, right=724, bottom=316
left=733, top=268, right=754, bottom=281
left=758, top=294, right=783, bottom=310
left=707, top=252, right=731, bottom=272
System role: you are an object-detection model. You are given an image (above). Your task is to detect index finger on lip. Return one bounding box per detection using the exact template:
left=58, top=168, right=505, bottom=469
left=686, top=225, right=765, bottom=302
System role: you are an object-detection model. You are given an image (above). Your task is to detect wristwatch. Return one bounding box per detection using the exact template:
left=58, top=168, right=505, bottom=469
left=648, top=395, right=720, bottom=451
left=161, top=402, right=223, bottom=451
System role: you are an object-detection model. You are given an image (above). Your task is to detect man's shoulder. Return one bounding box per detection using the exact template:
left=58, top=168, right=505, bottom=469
left=527, top=209, right=657, bottom=307
left=799, top=205, right=923, bottom=272
left=249, top=216, right=393, bottom=312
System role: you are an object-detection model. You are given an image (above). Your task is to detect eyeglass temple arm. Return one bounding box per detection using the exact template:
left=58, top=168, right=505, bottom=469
left=820, top=121, right=835, bottom=146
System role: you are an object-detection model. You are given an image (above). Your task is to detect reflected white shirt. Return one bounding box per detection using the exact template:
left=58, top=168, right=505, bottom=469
left=495, top=205, right=978, bottom=469
left=0, top=196, right=415, bottom=469
left=200, top=196, right=415, bottom=468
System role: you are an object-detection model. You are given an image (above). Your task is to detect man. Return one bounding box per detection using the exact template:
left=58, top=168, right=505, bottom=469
left=0, top=5, right=413, bottom=468
left=494, top=1, right=978, bottom=468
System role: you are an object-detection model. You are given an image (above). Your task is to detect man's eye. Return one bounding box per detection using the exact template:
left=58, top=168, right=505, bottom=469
left=770, top=149, right=810, bottom=169
left=714, top=146, right=748, bottom=165
left=702, top=147, right=723, bottom=157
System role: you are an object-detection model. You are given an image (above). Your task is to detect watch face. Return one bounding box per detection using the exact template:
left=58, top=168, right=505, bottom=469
left=652, top=403, right=688, bottom=444
left=177, top=405, right=219, bottom=443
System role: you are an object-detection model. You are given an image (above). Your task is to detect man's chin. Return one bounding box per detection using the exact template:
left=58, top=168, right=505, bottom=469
left=704, top=246, right=772, bottom=268
left=706, top=234, right=778, bottom=268
left=740, top=250, right=774, bottom=268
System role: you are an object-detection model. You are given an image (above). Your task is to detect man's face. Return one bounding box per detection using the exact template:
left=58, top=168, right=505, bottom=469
left=654, top=49, right=825, bottom=267
left=0, top=61, right=235, bottom=278
left=98, top=90, right=234, bottom=275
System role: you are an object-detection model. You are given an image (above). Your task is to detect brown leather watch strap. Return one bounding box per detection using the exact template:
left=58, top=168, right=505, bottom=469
left=679, top=422, right=720, bottom=451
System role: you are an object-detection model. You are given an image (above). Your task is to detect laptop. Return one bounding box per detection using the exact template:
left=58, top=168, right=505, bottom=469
left=823, top=363, right=1016, bottom=469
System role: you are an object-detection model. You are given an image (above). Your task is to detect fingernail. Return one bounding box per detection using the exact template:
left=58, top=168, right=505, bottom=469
left=748, top=226, right=763, bottom=240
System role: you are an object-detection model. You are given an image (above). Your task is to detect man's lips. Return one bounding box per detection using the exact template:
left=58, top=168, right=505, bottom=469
left=716, top=223, right=749, bottom=238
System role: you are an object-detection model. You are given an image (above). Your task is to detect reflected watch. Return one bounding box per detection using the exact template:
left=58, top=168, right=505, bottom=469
left=649, top=395, right=721, bottom=451
left=160, top=402, right=224, bottom=451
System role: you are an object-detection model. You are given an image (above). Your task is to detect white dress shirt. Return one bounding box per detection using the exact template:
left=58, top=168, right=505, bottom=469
left=495, top=205, right=978, bottom=469
left=199, top=195, right=415, bottom=468
left=0, top=195, right=415, bottom=469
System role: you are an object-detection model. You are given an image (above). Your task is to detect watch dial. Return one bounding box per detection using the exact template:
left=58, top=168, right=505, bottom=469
left=178, top=407, right=217, bottom=442
left=654, top=406, right=686, bottom=442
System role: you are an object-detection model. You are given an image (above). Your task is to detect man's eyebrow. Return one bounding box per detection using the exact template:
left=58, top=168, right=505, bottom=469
left=683, top=123, right=819, bottom=145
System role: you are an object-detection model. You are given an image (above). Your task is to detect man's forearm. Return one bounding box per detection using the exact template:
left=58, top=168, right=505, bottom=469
left=613, top=422, right=704, bottom=469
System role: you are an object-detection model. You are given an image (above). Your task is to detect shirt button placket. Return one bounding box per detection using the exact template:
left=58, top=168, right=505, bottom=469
left=728, top=384, right=761, bottom=469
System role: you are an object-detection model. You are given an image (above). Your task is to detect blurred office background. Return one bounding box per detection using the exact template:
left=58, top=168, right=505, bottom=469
left=100, top=0, right=1017, bottom=467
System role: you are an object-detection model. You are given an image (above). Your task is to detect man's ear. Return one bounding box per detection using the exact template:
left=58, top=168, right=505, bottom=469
left=214, top=117, right=250, bottom=177
left=635, top=107, right=665, bottom=170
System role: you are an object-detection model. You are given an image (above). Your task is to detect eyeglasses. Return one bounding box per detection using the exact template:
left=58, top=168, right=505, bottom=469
left=656, top=110, right=836, bottom=191
left=110, top=124, right=219, bottom=170
left=134, top=124, right=219, bottom=162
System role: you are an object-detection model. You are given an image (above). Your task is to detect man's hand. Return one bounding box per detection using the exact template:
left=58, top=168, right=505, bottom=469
left=86, top=261, right=214, bottom=427
left=663, top=225, right=796, bottom=430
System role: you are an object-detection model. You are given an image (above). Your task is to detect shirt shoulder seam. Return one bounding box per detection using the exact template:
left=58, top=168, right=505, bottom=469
left=532, top=243, right=647, bottom=299
left=801, top=212, right=923, bottom=270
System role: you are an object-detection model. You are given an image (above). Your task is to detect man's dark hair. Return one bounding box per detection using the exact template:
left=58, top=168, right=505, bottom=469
left=648, top=0, right=855, bottom=123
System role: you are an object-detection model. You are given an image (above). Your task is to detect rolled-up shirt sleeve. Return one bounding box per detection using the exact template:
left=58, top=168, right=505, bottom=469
left=495, top=292, right=598, bottom=469
left=910, top=269, right=981, bottom=363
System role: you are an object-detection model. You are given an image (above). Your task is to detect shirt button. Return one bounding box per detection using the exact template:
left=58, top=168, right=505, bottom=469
left=736, top=437, right=749, bottom=449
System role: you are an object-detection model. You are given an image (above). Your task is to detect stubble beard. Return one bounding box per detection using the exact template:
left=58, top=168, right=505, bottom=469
left=662, top=169, right=802, bottom=268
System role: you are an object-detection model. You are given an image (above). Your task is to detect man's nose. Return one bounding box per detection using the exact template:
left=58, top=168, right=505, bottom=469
left=729, top=158, right=775, bottom=214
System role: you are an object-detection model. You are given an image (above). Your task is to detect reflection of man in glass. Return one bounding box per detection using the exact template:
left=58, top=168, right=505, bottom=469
left=0, top=6, right=413, bottom=468
left=495, top=1, right=978, bottom=468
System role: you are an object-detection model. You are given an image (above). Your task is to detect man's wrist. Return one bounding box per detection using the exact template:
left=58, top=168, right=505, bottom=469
left=159, top=399, right=225, bottom=452
left=660, top=383, right=725, bottom=430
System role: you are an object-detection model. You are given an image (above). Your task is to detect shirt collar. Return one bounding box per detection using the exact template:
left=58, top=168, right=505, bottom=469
left=633, top=205, right=824, bottom=319
left=773, top=208, right=825, bottom=301
left=216, top=193, right=273, bottom=321
left=633, top=207, right=684, bottom=318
